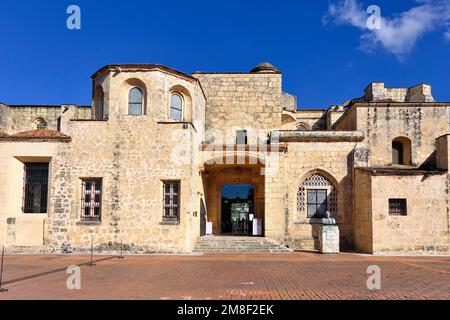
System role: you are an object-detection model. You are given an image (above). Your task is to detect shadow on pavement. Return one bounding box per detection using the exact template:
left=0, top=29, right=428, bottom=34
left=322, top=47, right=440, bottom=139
left=3, top=256, right=120, bottom=286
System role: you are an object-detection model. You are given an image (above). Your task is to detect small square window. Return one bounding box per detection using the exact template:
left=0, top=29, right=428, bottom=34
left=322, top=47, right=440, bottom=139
left=389, top=199, right=407, bottom=216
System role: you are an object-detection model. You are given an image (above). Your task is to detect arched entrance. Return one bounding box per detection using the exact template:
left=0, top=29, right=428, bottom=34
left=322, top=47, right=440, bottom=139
left=202, top=162, right=265, bottom=237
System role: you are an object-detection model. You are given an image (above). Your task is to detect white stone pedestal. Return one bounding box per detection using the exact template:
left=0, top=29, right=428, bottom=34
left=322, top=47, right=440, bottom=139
left=206, top=222, right=213, bottom=235
left=252, top=218, right=262, bottom=236
left=319, top=224, right=340, bottom=254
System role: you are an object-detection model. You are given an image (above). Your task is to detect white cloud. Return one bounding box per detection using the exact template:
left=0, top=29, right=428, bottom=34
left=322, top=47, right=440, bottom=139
left=323, top=0, right=450, bottom=58
left=323, top=0, right=367, bottom=28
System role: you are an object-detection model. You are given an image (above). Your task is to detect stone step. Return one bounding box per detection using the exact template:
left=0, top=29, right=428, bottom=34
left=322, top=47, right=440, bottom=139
left=194, top=244, right=284, bottom=248
left=193, top=236, right=293, bottom=253
left=192, top=249, right=292, bottom=253
left=193, top=249, right=293, bottom=253
left=194, top=243, right=283, bottom=246
left=195, top=239, right=282, bottom=244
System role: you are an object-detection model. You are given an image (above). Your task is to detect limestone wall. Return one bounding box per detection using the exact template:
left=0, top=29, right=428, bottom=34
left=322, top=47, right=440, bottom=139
left=0, top=105, right=62, bottom=134
left=193, top=72, right=282, bottom=143
left=371, top=173, right=450, bottom=254
left=45, top=69, right=206, bottom=254
left=294, top=110, right=326, bottom=130
left=95, top=70, right=206, bottom=124
left=0, top=141, right=61, bottom=251
left=353, top=169, right=373, bottom=253
left=336, top=103, right=450, bottom=167
left=0, top=104, right=92, bottom=135
left=0, top=104, right=11, bottom=132
left=265, top=141, right=356, bottom=251
left=46, top=117, right=203, bottom=253
left=333, top=106, right=357, bottom=131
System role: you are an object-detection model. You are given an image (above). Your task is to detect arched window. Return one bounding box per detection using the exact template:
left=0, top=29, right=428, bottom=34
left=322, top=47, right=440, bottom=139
left=170, top=93, right=183, bottom=121
left=297, top=173, right=337, bottom=218
left=392, top=137, right=411, bottom=165
left=128, top=87, right=144, bottom=115
left=33, top=118, right=48, bottom=130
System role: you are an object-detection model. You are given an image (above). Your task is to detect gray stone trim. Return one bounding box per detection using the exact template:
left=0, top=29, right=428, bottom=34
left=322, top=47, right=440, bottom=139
left=159, top=221, right=180, bottom=226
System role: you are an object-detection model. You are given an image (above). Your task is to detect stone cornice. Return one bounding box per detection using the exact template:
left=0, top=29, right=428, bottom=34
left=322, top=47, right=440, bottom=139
left=274, top=130, right=365, bottom=142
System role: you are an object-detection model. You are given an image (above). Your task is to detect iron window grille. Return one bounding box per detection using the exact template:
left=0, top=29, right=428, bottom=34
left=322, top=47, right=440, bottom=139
left=297, top=174, right=337, bottom=218
left=163, top=181, right=180, bottom=222
left=33, top=118, right=48, bottom=130
left=81, top=178, right=102, bottom=221
left=23, top=163, right=49, bottom=213
left=389, top=199, right=407, bottom=216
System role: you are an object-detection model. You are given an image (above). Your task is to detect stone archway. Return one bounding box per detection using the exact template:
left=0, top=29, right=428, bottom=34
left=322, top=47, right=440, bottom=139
left=202, top=162, right=265, bottom=236
left=296, top=170, right=339, bottom=219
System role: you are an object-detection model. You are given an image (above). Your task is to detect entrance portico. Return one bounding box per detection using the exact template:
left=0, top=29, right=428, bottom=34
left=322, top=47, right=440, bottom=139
left=202, top=162, right=265, bottom=236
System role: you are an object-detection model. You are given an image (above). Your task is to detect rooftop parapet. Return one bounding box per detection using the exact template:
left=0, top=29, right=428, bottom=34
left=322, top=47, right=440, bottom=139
left=364, top=83, right=434, bottom=103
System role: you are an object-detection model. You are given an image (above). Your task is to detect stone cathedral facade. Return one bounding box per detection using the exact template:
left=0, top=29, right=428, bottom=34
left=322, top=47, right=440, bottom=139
left=1, top=62, right=449, bottom=255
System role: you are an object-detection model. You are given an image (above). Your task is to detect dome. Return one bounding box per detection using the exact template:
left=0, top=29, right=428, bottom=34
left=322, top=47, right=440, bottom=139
left=250, top=62, right=280, bottom=73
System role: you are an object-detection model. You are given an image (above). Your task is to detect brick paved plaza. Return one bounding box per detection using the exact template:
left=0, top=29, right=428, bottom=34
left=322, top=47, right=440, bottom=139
left=0, top=253, right=449, bottom=300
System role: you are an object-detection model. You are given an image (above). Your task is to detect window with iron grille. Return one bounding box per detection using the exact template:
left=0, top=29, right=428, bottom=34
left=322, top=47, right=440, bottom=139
left=81, top=179, right=102, bottom=221
left=307, top=189, right=328, bottom=218
left=33, top=118, right=48, bottom=130
left=297, top=174, right=337, bottom=219
left=389, top=199, right=407, bottom=216
left=163, top=181, right=180, bottom=222
left=23, top=163, right=49, bottom=213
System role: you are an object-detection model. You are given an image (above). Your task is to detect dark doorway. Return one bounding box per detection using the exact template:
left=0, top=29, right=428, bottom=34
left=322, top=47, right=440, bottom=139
left=221, top=184, right=256, bottom=236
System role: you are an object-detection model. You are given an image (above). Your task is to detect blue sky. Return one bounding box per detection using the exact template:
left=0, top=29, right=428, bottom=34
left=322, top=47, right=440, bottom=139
left=0, top=0, right=449, bottom=109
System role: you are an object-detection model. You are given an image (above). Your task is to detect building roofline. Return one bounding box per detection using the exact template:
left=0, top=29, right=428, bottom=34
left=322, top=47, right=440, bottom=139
left=0, top=129, right=71, bottom=142
left=349, top=101, right=450, bottom=107
left=296, top=109, right=326, bottom=112
left=332, top=101, right=450, bottom=130
left=192, top=71, right=282, bottom=75
left=6, top=104, right=91, bottom=108
left=91, top=64, right=199, bottom=82
left=364, top=82, right=433, bottom=91
left=91, top=64, right=208, bottom=101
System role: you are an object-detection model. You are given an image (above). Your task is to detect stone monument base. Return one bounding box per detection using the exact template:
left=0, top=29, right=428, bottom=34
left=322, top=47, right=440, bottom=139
left=319, top=224, right=340, bottom=254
